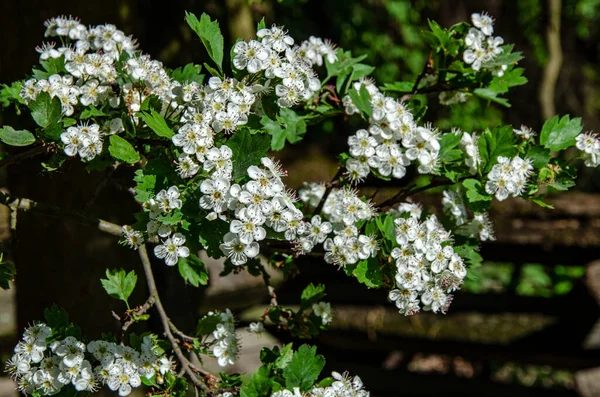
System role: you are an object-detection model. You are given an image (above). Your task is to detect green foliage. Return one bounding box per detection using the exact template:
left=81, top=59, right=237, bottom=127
left=300, top=283, right=326, bottom=310
left=540, top=114, right=583, bottom=151
left=227, top=129, right=271, bottom=180
left=353, top=256, right=383, bottom=288
left=262, top=109, right=307, bottom=151
left=80, top=106, right=107, bottom=120
left=0, top=126, right=35, bottom=146
left=438, top=132, right=463, bottom=162
left=28, top=92, right=61, bottom=131
left=0, top=81, right=24, bottom=107
left=178, top=254, right=209, bottom=287
left=348, top=85, right=373, bottom=117
left=170, top=63, right=204, bottom=84
left=477, top=126, right=517, bottom=172
left=100, top=268, right=137, bottom=308
left=0, top=262, right=15, bottom=290
left=241, top=365, right=278, bottom=397
left=185, top=12, right=224, bottom=75
left=134, top=169, right=157, bottom=202
left=473, top=88, right=510, bottom=108
left=283, top=345, right=325, bottom=392
left=196, top=313, right=222, bottom=335
left=138, top=109, right=175, bottom=139
left=108, top=135, right=140, bottom=164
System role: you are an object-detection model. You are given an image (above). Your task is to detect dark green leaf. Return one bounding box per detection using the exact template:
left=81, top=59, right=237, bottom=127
left=348, top=85, right=372, bottom=118
left=44, top=305, right=69, bottom=329
left=477, top=126, right=517, bottom=172
left=265, top=109, right=307, bottom=151
left=353, top=256, right=382, bottom=288
left=381, top=81, right=414, bottom=93
left=527, top=146, right=551, bottom=169
left=241, top=365, right=274, bottom=397
left=438, top=132, right=462, bottom=162
left=0, top=126, right=35, bottom=147
left=29, top=92, right=61, bottom=128
left=227, top=129, right=271, bottom=180
left=488, top=67, right=527, bottom=94
left=108, top=135, right=140, bottom=164
left=0, top=262, right=15, bottom=290
left=196, top=313, right=221, bottom=335
left=170, top=63, right=204, bottom=84
left=283, top=345, right=325, bottom=392
left=178, top=255, right=209, bottom=287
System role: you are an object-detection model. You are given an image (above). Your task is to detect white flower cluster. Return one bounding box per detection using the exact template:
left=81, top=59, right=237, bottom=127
left=215, top=158, right=303, bottom=265
left=513, top=125, right=536, bottom=140
left=442, top=189, right=495, bottom=241
left=60, top=119, right=123, bottom=161
left=484, top=156, right=533, bottom=201
left=6, top=323, right=172, bottom=397
left=232, top=26, right=336, bottom=107
left=312, top=302, right=333, bottom=326
left=342, top=80, right=440, bottom=183
left=576, top=132, right=600, bottom=167
left=135, top=186, right=191, bottom=266
left=388, top=211, right=466, bottom=315
left=459, top=131, right=482, bottom=175
left=463, top=12, right=506, bottom=74
left=272, top=371, right=369, bottom=397
left=298, top=184, right=378, bottom=267
left=207, top=310, right=240, bottom=367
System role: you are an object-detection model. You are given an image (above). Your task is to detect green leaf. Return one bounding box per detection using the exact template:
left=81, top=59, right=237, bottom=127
left=487, top=44, right=524, bottom=67
left=462, top=179, right=492, bottom=203
left=0, top=126, right=35, bottom=147
left=275, top=344, right=294, bottom=369
left=227, top=129, right=271, bottom=180
left=134, top=169, right=157, bottom=202
left=473, top=88, right=510, bottom=108
left=348, top=85, right=373, bottom=118
left=477, top=126, right=517, bottom=172
left=0, top=262, right=15, bottom=290
left=185, top=12, right=224, bottom=74
left=178, top=255, right=209, bottom=287
left=488, top=67, right=528, bottom=94
left=353, top=256, right=382, bottom=288
left=29, top=92, right=61, bottom=128
left=438, top=132, right=462, bottom=162
left=0, top=81, right=25, bottom=107
left=44, top=305, right=69, bottom=329
left=196, top=313, right=222, bottom=335
left=257, top=17, right=266, bottom=32
left=109, top=135, right=140, bottom=164
left=264, top=109, right=307, bottom=151
left=80, top=105, right=108, bottom=119
left=138, top=109, right=175, bottom=139
left=197, top=217, right=230, bottom=258
left=381, top=81, right=414, bottom=93
left=170, top=63, right=204, bottom=84
left=100, top=269, right=137, bottom=307
left=241, top=365, right=274, bottom=397
left=300, top=283, right=326, bottom=310
left=283, top=345, right=325, bottom=392
left=532, top=198, right=554, bottom=209
left=540, top=114, right=583, bottom=151
left=527, top=146, right=551, bottom=169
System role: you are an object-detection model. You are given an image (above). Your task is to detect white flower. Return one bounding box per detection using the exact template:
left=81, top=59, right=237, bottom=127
left=312, top=302, right=333, bottom=325
left=247, top=322, right=265, bottom=334
left=257, top=26, right=294, bottom=52
left=200, top=177, right=231, bottom=215
left=219, top=232, right=260, bottom=266
left=472, top=12, right=494, bottom=36
left=576, top=132, right=600, bottom=167
left=233, top=40, right=269, bottom=73
left=513, top=125, right=536, bottom=139
left=156, top=186, right=182, bottom=212
left=230, top=207, right=267, bottom=244
left=154, top=233, right=190, bottom=266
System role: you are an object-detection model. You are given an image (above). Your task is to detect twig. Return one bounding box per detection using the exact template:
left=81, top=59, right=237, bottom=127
left=411, top=52, right=434, bottom=95
left=169, top=321, right=197, bottom=342
left=313, top=167, right=343, bottom=216
left=121, top=296, right=156, bottom=332
left=0, top=192, right=122, bottom=236
left=137, top=244, right=211, bottom=394
left=0, top=144, right=52, bottom=168
left=377, top=177, right=467, bottom=209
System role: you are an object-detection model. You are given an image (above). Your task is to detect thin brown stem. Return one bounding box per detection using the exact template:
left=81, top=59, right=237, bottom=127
left=0, top=192, right=122, bottom=236
left=121, top=296, right=156, bottom=332
left=138, top=245, right=210, bottom=394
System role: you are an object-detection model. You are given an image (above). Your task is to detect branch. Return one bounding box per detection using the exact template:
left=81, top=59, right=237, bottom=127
left=0, top=144, right=52, bottom=169
left=377, top=177, right=466, bottom=209
left=0, top=192, right=122, bottom=236
left=137, top=245, right=211, bottom=394
left=539, top=0, right=563, bottom=119
left=121, top=296, right=156, bottom=332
